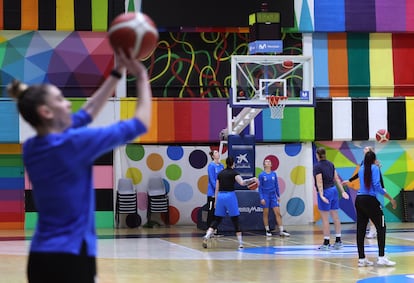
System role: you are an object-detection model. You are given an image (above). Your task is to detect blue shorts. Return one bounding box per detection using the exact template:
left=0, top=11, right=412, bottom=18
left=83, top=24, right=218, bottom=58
left=214, top=191, right=240, bottom=217
left=260, top=192, right=279, bottom=209
left=317, top=186, right=339, bottom=211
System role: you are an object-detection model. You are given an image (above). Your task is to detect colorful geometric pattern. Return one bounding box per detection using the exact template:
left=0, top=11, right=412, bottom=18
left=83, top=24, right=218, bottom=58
left=316, top=141, right=408, bottom=223
left=0, top=31, right=113, bottom=98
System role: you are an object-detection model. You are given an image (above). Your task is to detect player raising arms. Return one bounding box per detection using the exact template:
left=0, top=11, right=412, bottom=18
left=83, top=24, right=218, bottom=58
left=8, top=50, right=152, bottom=283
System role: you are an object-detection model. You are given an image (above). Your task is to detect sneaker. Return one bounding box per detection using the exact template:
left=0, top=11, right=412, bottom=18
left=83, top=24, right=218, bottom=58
left=358, top=258, right=374, bottom=267
left=202, top=236, right=209, bottom=249
left=266, top=230, right=272, bottom=237
left=238, top=243, right=244, bottom=249
left=366, top=231, right=377, bottom=239
left=377, top=256, right=396, bottom=266
left=279, top=231, right=290, bottom=237
left=317, top=244, right=330, bottom=251
left=332, top=241, right=343, bottom=250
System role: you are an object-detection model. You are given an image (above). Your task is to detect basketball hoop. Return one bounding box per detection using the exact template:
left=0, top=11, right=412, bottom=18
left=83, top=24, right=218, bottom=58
left=266, top=96, right=287, bottom=119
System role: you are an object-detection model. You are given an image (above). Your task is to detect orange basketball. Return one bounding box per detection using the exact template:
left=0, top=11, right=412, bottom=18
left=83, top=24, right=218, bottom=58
left=247, top=180, right=258, bottom=190
left=108, top=12, right=159, bottom=59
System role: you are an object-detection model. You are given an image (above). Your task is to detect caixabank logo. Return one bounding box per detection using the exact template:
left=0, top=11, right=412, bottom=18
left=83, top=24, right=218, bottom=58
left=236, top=153, right=251, bottom=169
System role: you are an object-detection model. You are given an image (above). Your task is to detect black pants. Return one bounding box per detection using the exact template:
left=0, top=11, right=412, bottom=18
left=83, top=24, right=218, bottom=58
left=355, top=195, right=386, bottom=258
left=27, top=241, right=96, bottom=283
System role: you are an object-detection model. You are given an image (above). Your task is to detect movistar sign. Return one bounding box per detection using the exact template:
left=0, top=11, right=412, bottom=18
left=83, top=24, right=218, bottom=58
left=249, top=40, right=283, bottom=54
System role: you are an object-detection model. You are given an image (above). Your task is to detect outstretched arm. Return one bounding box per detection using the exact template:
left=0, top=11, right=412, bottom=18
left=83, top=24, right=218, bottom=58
left=334, top=170, right=349, bottom=200
left=82, top=53, right=125, bottom=119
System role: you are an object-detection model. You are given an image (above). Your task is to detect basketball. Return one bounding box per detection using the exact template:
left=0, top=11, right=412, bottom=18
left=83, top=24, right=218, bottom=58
left=247, top=180, right=258, bottom=190
left=108, top=12, right=159, bottom=59
left=376, top=129, right=390, bottom=143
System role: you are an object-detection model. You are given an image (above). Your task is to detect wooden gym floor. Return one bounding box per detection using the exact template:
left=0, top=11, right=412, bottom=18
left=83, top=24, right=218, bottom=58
left=1, top=223, right=414, bottom=283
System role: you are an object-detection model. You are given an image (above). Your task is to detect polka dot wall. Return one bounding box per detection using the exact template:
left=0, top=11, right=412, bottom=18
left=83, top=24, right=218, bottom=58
left=119, top=143, right=314, bottom=226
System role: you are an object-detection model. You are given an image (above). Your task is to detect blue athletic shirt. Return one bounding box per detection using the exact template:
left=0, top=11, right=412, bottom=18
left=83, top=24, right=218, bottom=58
left=207, top=161, right=224, bottom=197
left=23, top=109, right=146, bottom=257
left=258, top=171, right=280, bottom=200
left=357, top=164, right=386, bottom=197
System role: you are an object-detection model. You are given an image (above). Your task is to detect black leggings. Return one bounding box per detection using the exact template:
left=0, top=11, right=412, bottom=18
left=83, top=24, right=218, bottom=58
left=27, top=241, right=96, bottom=283
left=210, top=216, right=241, bottom=233
left=355, top=195, right=386, bottom=258
left=207, top=196, right=216, bottom=227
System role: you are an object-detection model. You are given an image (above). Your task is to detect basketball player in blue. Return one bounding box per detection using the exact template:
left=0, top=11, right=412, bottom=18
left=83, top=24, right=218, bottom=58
left=206, top=150, right=224, bottom=234
left=8, top=50, right=152, bottom=283
left=202, top=156, right=257, bottom=249
left=258, top=159, right=290, bottom=237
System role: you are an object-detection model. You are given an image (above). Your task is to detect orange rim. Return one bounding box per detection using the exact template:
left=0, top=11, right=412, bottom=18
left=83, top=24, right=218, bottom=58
left=266, top=96, right=287, bottom=106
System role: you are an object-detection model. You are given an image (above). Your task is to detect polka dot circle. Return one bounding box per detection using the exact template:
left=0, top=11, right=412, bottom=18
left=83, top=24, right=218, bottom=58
left=290, top=165, right=306, bottom=185
left=137, top=192, right=147, bottom=210
left=285, top=143, right=302, bottom=157
left=286, top=197, right=305, bottom=216
left=146, top=153, right=164, bottom=171
left=167, top=146, right=184, bottom=160
left=165, top=164, right=182, bottom=180
left=198, top=175, right=208, bottom=194
left=189, top=150, right=208, bottom=169
left=174, top=182, right=193, bottom=202
left=163, top=179, right=171, bottom=194
left=255, top=167, right=263, bottom=177
left=191, top=207, right=201, bottom=224
left=125, top=144, right=145, bottom=161
left=161, top=206, right=179, bottom=225
left=125, top=167, right=142, bottom=184
left=263, top=155, right=279, bottom=171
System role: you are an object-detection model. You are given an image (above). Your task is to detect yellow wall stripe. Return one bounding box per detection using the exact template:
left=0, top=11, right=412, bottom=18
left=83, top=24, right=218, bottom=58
left=56, top=0, right=74, bottom=31
left=369, top=33, right=394, bottom=97
left=406, top=98, right=414, bottom=140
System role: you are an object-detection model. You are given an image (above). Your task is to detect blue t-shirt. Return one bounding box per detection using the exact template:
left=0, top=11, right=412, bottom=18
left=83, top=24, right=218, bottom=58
left=207, top=161, right=224, bottom=197
left=24, top=109, right=147, bottom=256
left=258, top=171, right=280, bottom=200
left=313, top=159, right=335, bottom=189
left=357, top=164, right=386, bottom=197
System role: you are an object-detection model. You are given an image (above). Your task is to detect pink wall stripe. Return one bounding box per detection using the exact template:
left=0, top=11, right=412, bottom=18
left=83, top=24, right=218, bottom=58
left=0, top=200, right=24, bottom=212
left=406, top=0, right=414, bottom=31
left=93, top=165, right=113, bottom=188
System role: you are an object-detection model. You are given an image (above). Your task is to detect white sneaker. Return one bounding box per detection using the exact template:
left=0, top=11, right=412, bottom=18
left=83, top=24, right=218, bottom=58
left=266, top=230, right=272, bottom=237
left=377, top=256, right=396, bottom=266
left=358, top=258, right=374, bottom=267
left=366, top=231, right=377, bottom=239
left=238, top=243, right=244, bottom=249
left=279, top=231, right=290, bottom=237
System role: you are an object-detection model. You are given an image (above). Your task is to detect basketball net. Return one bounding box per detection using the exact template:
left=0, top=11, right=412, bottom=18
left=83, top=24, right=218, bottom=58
left=266, top=96, right=287, bottom=119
